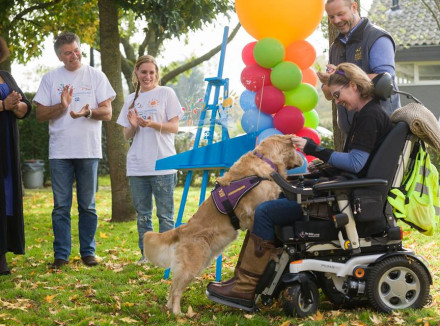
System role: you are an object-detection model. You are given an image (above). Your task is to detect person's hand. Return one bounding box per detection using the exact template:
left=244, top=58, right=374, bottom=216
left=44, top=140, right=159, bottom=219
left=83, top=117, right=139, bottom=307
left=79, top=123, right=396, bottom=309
left=137, top=115, right=154, bottom=128
left=3, top=91, right=22, bottom=110
left=60, top=85, right=73, bottom=110
left=316, top=64, right=337, bottom=84
left=291, top=135, right=307, bottom=151
left=308, top=159, right=324, bottom=173
left=70, top=104, right=90, bottom=119
left=127, top=109, right=139, bottom=128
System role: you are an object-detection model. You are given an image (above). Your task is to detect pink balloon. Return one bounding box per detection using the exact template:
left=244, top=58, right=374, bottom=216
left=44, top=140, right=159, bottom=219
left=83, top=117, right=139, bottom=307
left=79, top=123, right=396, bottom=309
left=255, top=86, right=285, bottom=115
left=273, top=106, right=305, bottom=134
left=240, top=64, right=272, bottom=92
left=296, top=127, right=321, bottom=145
left=242, top=41, right=257, bottom=66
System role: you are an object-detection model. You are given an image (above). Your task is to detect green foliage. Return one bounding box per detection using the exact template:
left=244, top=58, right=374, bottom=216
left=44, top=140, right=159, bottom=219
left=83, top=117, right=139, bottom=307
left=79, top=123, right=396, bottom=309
left=1, top=180, right=439, bottom=325
left=116, top=0, right=234, bottom=40
left=2, top=0, right=99, bottom=65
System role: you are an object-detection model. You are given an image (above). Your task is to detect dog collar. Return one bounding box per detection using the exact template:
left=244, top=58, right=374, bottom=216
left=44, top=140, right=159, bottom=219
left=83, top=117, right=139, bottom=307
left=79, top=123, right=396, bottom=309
left=253, top=151, right=278, bottom=173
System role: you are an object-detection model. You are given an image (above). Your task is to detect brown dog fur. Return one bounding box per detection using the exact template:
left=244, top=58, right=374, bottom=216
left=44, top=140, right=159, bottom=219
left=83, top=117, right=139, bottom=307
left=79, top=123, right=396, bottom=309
left=143, top=134, right=303, bottom=314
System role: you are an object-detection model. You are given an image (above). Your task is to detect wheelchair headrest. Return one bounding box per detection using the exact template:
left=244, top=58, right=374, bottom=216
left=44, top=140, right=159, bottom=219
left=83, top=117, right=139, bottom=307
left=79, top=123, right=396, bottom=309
left=372, top=72, right=394, bottom=100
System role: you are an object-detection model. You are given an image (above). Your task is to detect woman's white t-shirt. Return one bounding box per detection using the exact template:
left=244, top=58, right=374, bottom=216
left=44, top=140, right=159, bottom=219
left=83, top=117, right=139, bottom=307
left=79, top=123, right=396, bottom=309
left=117, top=86, right=183, bottom=176
left=33, top=65, right=116, bottom=159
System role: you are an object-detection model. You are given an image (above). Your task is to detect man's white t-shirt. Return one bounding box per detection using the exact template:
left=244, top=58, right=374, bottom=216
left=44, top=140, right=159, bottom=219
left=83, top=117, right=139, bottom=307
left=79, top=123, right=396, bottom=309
left=33, top=65, right=116, bottom=159
left=117, top=86, right=183, bottom=176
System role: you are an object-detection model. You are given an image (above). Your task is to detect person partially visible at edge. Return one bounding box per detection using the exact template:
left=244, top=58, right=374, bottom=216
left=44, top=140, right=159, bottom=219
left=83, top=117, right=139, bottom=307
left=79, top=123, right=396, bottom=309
left=116, top=55, right=183, bottom=264
left=206, top=62, right=393, bottom=311
left=33, top=32, right=116, bottom=270
left=0, top=36, right=32, bottom=275
left=317, top=0, right=401, bottom=136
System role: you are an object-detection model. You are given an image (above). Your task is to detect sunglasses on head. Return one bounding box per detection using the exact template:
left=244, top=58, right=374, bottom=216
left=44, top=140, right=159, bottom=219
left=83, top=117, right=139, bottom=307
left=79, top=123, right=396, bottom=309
left=332, top=83, right=348, bottom=100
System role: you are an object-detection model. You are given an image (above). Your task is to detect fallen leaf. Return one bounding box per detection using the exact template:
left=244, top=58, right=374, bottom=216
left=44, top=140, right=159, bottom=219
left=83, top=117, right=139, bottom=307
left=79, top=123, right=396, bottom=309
left=120, top=317, right=138, bottom=323
left=186, top=305, right=196, bottom=318
left=44, top=295, right=56, bottom=303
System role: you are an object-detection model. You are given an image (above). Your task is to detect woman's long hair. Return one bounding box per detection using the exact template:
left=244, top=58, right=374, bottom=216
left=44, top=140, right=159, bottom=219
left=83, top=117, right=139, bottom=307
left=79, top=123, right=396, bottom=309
left=328, top=62, right=374, bottom=99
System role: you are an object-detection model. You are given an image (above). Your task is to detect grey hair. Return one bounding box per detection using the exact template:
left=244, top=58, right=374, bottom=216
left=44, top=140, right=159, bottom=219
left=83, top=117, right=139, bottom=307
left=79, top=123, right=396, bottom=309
left=54, top=32, right=80, bottom=55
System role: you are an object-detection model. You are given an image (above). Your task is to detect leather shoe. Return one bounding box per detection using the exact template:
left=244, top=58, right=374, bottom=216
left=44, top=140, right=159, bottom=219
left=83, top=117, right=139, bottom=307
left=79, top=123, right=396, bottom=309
left=81, top=256, right=99, bottom=266
left=50, top=259, right=68, bottom=270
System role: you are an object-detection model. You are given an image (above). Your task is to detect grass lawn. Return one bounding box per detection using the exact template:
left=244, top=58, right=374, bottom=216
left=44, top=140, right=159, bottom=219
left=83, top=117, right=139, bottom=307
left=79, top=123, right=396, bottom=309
left=1, top=175, right=439, bottom=325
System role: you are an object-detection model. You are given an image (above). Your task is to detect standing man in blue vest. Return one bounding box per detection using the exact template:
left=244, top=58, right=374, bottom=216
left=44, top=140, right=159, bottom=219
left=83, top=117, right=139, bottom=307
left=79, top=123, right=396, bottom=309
left=317, top=0, right=401, bottom=135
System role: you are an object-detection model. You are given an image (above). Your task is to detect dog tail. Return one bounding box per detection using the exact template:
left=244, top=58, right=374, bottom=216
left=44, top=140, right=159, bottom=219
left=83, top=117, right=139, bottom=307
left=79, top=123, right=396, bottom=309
left=142, top=229, right=178, bottom=268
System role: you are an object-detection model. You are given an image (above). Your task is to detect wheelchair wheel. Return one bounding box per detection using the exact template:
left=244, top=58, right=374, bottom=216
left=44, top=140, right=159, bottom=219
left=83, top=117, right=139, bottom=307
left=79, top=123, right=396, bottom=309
left=366, top=255, right=431, bottom=313
left=282, top=282, right=319, bottom=317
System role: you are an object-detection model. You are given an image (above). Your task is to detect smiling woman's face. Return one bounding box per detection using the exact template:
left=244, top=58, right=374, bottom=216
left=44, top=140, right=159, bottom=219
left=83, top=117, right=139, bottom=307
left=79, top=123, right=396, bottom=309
left=329, top=82, right=360, bottom=111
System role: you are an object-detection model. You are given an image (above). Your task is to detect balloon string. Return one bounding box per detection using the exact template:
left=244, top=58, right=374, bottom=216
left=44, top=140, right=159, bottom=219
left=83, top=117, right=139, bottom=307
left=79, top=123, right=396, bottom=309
left=255, top=75, right=265, bottom=136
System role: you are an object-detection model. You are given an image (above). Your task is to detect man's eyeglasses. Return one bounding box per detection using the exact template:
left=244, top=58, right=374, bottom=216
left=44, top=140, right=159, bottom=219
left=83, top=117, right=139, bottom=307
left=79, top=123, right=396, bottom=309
left=332, top=83, right=348, bottom=100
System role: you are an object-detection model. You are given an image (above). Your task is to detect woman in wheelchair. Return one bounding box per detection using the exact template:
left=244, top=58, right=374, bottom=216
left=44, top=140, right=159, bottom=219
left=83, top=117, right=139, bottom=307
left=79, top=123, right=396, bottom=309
left=206, top=63, right=394, bottom=310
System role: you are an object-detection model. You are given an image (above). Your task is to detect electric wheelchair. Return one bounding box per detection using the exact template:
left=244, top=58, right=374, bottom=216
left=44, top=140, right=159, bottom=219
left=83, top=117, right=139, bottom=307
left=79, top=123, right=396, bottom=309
left=253, top=78, right=434, bottom=317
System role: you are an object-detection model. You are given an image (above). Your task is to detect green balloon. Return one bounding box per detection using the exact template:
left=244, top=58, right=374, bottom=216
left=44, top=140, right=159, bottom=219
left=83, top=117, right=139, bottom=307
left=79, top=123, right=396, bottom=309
left=253, top=37, right=285, bottom=68
left=304, top=109, right=320, bottom=129
left=284, top=83, right=318, bottom=112
left=270, top=61, right=302, bottom=91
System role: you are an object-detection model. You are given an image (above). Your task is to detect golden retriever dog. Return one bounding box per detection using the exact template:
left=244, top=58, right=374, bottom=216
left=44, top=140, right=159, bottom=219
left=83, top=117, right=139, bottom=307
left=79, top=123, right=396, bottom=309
left=143, top=134, right=303, bottom=314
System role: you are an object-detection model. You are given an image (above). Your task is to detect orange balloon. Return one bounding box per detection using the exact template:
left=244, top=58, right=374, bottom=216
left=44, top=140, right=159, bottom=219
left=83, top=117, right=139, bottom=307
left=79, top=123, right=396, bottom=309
left=302, top=67, right=318, bottom=87
left=285, top=40, right=317, bottom=70
left=235, top=0, right=324, bottom=46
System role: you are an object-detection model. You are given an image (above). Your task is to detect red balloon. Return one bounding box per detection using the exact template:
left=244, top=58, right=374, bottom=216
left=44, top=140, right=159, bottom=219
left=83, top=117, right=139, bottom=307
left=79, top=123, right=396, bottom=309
left=240, top=64, right=272, bottom=92
left=273, top=106, right=304, bottom=134
left=296, top=127, right=321, bottom=145
left=255, top=86, right=285, bottom=115
left=285, top=40, right=316, bottom=70
left=242, top=41, right=257, bottom=66
left=302, top=67, right=318, bottom=86
left=305, top=155, right=317, bottom=163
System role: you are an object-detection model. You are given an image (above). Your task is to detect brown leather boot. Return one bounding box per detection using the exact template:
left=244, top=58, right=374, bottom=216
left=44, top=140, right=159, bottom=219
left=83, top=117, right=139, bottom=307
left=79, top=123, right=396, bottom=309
left=206, top=233, right=275, bottom=309
left=210, top=231, right=251, bottom=286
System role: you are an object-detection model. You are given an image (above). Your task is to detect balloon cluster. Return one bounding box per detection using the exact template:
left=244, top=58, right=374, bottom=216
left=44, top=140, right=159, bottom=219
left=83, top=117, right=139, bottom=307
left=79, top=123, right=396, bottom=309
left=236, top=0, right=325, bottom=166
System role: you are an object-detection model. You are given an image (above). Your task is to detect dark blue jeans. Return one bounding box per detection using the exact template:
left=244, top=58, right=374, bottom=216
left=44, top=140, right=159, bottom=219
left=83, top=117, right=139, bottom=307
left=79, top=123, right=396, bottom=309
left=252, top=198, right=304, bottom=240
left=50, top=158, right=99, bottom=261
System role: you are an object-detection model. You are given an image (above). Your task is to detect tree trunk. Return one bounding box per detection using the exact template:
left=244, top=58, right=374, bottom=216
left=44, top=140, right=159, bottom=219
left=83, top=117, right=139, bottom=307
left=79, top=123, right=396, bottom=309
left=98, top=0, right=136, bottom=222
left=329, top=0, right=361, bottom=151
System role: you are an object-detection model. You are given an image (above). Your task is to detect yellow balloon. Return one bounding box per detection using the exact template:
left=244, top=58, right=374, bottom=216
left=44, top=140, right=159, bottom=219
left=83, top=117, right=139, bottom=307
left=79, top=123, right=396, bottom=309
left=235, top=0, right=325, bottom=46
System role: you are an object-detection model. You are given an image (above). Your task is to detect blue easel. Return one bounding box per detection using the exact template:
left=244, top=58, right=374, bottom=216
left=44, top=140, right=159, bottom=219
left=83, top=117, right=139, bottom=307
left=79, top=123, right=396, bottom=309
left=163, top=26, right=232, bottom=281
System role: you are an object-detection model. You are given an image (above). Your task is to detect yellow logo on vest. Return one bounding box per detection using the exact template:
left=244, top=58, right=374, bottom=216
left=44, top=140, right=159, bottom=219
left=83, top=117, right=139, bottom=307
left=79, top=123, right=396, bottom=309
left=354, top=47, right=362, bottom=61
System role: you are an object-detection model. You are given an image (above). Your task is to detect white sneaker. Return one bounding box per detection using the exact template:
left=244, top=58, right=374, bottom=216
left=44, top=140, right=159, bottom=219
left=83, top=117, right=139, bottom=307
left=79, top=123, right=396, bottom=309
left=136, top=256, right=148, bottom=265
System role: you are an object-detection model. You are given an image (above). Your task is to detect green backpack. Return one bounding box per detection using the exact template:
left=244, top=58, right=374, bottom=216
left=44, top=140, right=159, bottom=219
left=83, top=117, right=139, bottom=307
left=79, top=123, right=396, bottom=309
left=388, top=140, right=440, bottom=236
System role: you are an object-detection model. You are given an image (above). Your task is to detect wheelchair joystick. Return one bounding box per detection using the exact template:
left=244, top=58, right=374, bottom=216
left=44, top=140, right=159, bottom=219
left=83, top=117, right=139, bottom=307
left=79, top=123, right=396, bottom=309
left=297, top=175, right=305, bottom=188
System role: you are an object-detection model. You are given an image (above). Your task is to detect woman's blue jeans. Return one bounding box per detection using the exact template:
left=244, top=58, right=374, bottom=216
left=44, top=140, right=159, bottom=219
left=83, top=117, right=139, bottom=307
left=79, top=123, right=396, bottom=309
left=50, top=159, right=99, bottom=261
left=129, top=173, right=177, bottom=254
left=252, top=198, right=304, bottom=240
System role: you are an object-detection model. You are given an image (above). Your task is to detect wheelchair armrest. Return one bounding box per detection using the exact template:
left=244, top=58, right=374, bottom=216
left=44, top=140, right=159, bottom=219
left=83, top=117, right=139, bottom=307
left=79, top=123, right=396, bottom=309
left=270, top=172, right=314, bottom=201
left=313, top=178, right=388, bottom=192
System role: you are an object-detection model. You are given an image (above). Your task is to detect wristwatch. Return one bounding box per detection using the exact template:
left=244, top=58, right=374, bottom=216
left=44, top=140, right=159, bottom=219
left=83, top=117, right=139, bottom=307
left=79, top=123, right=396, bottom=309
left=86, top=108, right=93, bottom=119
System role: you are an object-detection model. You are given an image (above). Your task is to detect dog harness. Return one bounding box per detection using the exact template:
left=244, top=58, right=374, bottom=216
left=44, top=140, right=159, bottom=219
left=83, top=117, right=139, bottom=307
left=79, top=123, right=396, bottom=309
left=211, top=152, right=278, bottom=230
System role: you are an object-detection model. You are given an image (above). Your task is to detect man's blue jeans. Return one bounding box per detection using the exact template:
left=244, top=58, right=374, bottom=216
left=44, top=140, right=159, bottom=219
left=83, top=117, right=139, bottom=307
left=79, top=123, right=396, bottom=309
left=50, top=159, right=99, bottom=261
left=129, top=173, right=177, bottom=254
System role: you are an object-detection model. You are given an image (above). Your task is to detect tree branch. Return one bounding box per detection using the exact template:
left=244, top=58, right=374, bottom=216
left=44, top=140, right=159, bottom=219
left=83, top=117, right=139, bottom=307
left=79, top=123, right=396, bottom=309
left=9, top=0, right=62, bottom=27
left=161, top=22, right=241, bottom=85
left=421, top=0, right=440, bottom=31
